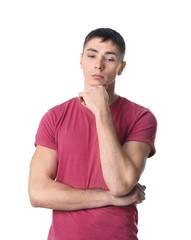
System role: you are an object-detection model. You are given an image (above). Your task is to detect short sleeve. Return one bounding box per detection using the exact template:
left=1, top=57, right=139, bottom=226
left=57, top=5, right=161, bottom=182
left=125, top=110, right=157, bottom=157
left=35, top=109, right=57, bottom=150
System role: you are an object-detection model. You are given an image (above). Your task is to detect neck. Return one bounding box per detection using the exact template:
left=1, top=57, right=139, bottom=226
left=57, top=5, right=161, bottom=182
left=107, top=90, right=118, bottom=105
left=105, top=82, right=118, bottom=105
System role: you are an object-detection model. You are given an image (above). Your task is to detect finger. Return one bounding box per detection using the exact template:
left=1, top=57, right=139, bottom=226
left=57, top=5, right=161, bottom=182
left=136, top=194, right=145, bottom=204
left=137, top=183, right=145, bottom=188
left=135, top=197, right=143, bottom=204
left=136, top=186, right=146, bottom=200
left=137, top=184, right=146, bottom=193
left=133, top=188, right=145, bottom=204
left=137, top=189, right=146, bottom=200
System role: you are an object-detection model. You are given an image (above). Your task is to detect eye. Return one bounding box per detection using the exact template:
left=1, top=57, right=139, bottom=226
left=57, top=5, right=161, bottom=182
left=88, top=55, right=95, bottom=59
left=106, top=58, right=115, bottom=62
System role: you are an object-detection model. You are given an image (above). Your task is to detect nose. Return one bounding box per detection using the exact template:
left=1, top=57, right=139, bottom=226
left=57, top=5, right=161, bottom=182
left=95, top=58, right=104, bottom=70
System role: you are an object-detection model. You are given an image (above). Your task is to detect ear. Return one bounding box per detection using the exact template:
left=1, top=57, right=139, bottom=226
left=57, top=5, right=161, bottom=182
left=80, top=54, right=83, bottom=69
left=117, top=61, right=126, bottom=76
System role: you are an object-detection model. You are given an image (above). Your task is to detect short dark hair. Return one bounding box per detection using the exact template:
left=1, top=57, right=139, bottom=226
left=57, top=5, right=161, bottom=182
left=83, top=28, right=126, bottom=60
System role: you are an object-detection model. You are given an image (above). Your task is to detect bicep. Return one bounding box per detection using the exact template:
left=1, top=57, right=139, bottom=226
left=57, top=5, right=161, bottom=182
left=28, top=145, right=58, bottom=207
left=122, top=141, right=151, bottom=176
left=29, top=145, right=58, bottom=182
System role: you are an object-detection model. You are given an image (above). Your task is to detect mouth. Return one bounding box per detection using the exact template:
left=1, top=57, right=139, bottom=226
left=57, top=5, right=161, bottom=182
left=91, top=74, right=104, bottom=80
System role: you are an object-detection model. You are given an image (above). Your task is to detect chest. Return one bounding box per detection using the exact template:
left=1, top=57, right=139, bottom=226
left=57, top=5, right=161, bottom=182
left=55, top=107, right=128, bottom=189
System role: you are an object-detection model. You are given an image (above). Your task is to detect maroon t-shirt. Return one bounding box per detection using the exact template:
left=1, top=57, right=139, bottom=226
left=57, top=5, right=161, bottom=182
left=35, top=96, right=157, bottom=240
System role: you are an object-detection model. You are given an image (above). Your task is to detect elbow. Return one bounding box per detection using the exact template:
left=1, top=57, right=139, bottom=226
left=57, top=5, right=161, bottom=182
left=109, top=175, right=140, bottom=197
left=29, top=195, right=40, bottom=208
left=28, top=185, right=42, bottom=208
left=28, top=176, right=53, bottom=208
left=29, top=191, right=40, bottom=208
left=109, top=185, right=132, bottom=197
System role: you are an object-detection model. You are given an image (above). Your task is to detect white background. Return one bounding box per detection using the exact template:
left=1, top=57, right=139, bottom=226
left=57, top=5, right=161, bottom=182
left=0, top=0, right=191, bottom=239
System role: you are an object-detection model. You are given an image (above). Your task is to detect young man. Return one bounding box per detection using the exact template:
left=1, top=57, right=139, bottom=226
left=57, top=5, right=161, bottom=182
left=28, top=28, right=157, bottom=240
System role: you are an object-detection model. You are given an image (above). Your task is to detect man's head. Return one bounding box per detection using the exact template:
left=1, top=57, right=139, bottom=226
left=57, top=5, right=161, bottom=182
left=81, top=28, right=126, bottom=90
left=83, top=28, right=126, bottom=61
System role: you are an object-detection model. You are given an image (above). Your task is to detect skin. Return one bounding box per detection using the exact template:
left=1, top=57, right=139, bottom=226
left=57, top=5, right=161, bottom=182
left=28, top=37, right=148, bottom=211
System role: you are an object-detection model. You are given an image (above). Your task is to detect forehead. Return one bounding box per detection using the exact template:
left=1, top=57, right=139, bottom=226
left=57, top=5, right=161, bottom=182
left=84, top=38, right=120, bottom=53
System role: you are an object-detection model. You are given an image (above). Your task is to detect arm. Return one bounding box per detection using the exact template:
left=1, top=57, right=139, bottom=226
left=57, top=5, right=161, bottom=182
left=28, top=145, right=145, bottom=211
left=95, top=110, right=151, bottom=197
left=28, top=145, right=110, bottom=211
left=79, top=86, right=151, bottom=197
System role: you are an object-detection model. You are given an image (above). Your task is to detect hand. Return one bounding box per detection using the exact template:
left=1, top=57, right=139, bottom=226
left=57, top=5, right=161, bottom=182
left=79, top=86, right=109, bottom=115
left=110, top=184, right=146, bottom=207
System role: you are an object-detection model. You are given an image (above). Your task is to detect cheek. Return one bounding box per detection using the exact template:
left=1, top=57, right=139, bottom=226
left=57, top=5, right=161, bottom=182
left=81, top=64, right=90, bottom=74
left=107, top=69, right=118, bottom=79
left=82, top=62, right=92, bottom=73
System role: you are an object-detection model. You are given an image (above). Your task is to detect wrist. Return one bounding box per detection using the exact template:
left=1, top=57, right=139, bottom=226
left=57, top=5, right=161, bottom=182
left=91, top=189, right=113, bottom=207
left=105, top=191, right=114, bottom=205
left=94, top=106, right=111, bottom=120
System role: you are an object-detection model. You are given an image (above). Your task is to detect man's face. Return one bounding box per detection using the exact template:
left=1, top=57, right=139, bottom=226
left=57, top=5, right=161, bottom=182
left=80, top=38, right=126, bottom=90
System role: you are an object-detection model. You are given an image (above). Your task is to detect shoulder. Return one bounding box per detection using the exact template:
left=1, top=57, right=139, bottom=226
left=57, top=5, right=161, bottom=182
left=40, top=97, right=78, bottom=125
left=117, top=96, right=157, bottom=139
left=118, top=97, right=157, bottom=157
left=118, top=96, right=148, bottom=112
left=117, top=96, right=157, bottom=122
left=50, top=97, right=77, bottom=114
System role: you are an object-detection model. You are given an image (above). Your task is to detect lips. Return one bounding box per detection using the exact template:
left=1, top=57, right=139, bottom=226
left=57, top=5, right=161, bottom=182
left=92, top=74, right=104, bottom=79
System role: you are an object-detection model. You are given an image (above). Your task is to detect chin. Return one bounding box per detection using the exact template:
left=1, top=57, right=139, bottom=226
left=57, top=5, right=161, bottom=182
left=88, top=81, right=104, bottom=87
left=94, top=82, right=105, bottom=85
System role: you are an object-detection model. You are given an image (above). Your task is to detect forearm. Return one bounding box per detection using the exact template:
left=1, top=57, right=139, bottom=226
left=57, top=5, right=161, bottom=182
left=95, top=109, right=139, bottom=196
left=29, top=179, right=111, bottom=211
left=29, top=178, right=143, bottom=211
left=29, top=144, right=142, bottom=212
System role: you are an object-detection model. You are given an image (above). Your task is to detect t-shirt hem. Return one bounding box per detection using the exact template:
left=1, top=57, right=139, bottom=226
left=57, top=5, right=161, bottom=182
left=34, top=141, right=57, bottom=151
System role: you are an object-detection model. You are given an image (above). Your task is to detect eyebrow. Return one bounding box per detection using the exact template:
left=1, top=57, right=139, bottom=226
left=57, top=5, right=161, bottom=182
left=86, top=48, right=118, bottom=56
